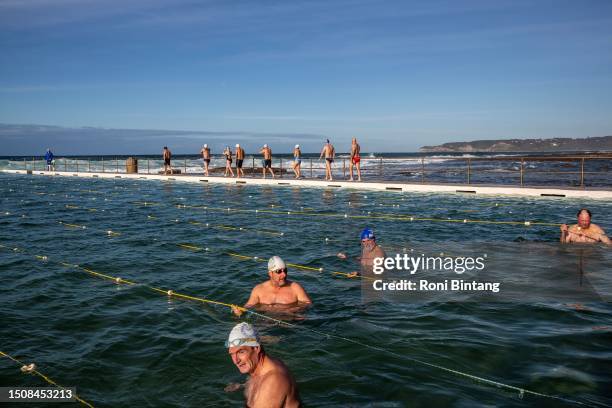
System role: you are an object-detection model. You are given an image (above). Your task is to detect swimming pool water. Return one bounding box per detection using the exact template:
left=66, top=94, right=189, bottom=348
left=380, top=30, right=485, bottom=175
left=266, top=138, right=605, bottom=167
left=1, top=173, right=611, bottom=407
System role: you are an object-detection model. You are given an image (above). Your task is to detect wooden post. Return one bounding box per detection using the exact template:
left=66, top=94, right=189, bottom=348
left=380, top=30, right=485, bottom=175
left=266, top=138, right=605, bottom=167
left=343, top=158, right=346, bottom=179
left=76, top=159, right=79, bottom=173
left=520, top=158, right=524, bottom=186
left=580, top=157, right=585, bottom=188
left=379, top=158, right=383, bottom=179
left=23, top=157, right=26, bottom=170
left=102, top=157, right=105, bottom=173
left=184, top=158, right=187, bottom=175
left=252, top=157, right=255, bottom=177
left=147, top=159, right=150, bottom=174
left=116, top=157, right=119, bottom=173
left=88, top=159, right=91, bottom=173
left=310, top=158, right=313, bottom=178
left=64, top=158, right=67, bottom=172
left=280, top=158, right=283, bottom=178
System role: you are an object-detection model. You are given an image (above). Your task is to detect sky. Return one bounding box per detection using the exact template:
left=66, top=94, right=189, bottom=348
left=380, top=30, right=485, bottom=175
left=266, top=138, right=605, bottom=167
left=1, top=0, right=612, bottom=154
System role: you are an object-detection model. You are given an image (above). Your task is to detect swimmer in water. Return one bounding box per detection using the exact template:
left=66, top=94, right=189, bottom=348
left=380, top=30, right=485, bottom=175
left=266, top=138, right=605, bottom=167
left=226, top=322, right=302, bottom=408
left=337, top=228, right=386, bottom=276
left=232, top=256, right=312, bottom=316
left=560, top=208, right=611, bottom=245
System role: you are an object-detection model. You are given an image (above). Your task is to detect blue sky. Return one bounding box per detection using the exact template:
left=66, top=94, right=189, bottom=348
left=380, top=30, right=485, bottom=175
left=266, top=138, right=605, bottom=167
left=1, top=0, right=611, bottom=154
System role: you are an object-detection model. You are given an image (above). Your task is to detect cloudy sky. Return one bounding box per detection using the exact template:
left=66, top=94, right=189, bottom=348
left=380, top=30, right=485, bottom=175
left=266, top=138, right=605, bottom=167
left=1, top=0, right=611, bottom=154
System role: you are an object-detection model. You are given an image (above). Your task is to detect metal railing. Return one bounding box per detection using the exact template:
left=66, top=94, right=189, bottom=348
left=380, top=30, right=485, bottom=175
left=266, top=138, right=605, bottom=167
left=21, top=154, right=612, bottom=188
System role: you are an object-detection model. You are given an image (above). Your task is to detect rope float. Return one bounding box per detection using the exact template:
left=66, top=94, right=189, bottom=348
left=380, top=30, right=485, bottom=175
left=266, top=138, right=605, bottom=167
left=0, top=350, right=94, bottom=407
left=0, top=243, right=599, bottom=406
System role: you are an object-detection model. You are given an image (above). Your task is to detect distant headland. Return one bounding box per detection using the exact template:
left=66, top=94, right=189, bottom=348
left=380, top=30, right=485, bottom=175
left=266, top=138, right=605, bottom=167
left=420, top=136, right=612, bottom=153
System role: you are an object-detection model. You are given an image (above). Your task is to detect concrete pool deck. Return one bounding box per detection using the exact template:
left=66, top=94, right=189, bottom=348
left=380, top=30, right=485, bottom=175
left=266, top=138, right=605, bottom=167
left=3, top=169, right=612, bottom=200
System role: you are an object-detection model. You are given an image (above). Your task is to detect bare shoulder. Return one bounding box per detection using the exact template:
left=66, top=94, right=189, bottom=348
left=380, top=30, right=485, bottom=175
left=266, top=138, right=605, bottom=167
left=590, top=223, right=606, bottom=233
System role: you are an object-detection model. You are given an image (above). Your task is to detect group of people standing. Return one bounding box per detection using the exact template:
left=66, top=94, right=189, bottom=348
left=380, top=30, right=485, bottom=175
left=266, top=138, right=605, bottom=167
left=162, top=138, right=364, bottom=180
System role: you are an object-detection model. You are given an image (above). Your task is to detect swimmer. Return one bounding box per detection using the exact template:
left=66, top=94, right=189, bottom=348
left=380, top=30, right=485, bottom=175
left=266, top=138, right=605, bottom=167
left=235, top=143, right=245, bottom=178
left=226, top=322, right=302, bottom=407
left=260, top=144, right=275, bottom=179
left=200, top=144, right=211, bottom=176
left=337, top=228, right=386, bottom=276
left=349, top=138, right=361, bottom=181
left=319, top=139, right=335, bottom=181
left=162, top=146, right=172, bottom=175
left=292, top=144, right=302, bottom=179
left=560, top=208, right=611, bottom=245
left=232, top=256, right=311, bottom=316
left=224, top=146, right=235, bottom=177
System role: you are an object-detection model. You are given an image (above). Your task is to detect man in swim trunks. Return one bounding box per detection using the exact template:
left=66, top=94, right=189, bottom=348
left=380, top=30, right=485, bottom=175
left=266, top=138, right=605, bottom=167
left=259, top=144, right=275, bottom=179
left=337, top=228, right=386, bottom=276
left=162, top=146, right=172, bottom=175
left=200, top=144, right=211, bottom=176
left=232, top=256, right=311, bottom=316
left=319, top=139, right=335, bottom=181
left=226, top=322, right=302, bottom=407
left=292, top=144, right=302, bottom=179
left=560, top=209, right=611, bottom=245
left=235, top=143, right=245, bottom=178
left=349, top=138, right=361, bottom=182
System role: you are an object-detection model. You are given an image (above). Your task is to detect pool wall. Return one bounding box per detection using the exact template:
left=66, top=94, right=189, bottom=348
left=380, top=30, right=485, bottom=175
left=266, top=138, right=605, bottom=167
left=3, top=169, right=611, bottom=200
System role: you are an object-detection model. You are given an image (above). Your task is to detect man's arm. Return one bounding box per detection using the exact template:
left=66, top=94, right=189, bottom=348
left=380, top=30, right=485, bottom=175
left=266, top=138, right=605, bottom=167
left=250, top=372, right=291, bottom=408
left=292, top=283, right=312, bottom=304
left=560, top=224, right=569, bottom=243
left=233, top=286, right=260, bottom=316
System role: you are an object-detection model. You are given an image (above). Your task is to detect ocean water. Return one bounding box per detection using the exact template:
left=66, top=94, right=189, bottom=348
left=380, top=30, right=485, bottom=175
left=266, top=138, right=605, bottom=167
left=1, top=172, right=611, bottom=407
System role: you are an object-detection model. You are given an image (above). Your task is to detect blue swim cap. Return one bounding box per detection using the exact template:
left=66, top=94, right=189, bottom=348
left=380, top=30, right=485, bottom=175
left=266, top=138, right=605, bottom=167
left=360, top=228, right=375, bottom=240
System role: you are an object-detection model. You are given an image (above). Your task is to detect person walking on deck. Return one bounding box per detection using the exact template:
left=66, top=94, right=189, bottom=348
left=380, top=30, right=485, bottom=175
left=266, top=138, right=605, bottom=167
left=319, top=139, right=335, bottom=181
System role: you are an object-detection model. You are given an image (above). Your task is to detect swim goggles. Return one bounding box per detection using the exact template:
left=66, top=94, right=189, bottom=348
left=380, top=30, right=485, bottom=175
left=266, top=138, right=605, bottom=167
left=272, top=268, right=288, bottom=274
left=225, top=337, right=259, bottom=347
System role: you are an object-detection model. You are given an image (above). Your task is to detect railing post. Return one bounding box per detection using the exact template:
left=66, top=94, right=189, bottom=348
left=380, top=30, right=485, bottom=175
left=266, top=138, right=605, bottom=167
left=147, top=159, right=150, bottom=174
left=520, top=158, right=524, bottom=186
left=252, top=157, right=255, bottom=177
left=88, top=159, right=91, bottom=173
left=116, top=157, right=119, bottom=173
left=343, top=158, right=346, bottom=179
left=64, top=158, right=67, bottom=172
left=23, top=157, right=26, bottom=170
left=310, top=158, right=313, bottom=178
left=102, top=157, right=105, bottom=173
left=421, top=157, right=425, bottom=183
left=580, top=157, right=585, bottom=188
left=280, top=158, right=283, bottom=178
left=467, top=158, right=471, bottom=184
left=379, top=157, right=383, bottom=179
left=76, top=159, right=79, bottom=173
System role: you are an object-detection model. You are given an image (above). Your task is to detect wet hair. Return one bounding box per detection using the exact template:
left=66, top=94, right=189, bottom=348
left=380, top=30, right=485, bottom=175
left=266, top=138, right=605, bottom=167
left=577, top=208, right=592, bottom=218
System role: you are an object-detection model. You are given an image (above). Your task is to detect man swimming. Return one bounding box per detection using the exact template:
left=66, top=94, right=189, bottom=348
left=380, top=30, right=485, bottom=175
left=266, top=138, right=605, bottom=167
left=560, top=208, right=611, bottom=245
left=226, top=322, right=302, bottom=407
left=319, top=139, right=335, bottom=181
left=337, top=228, right=387, bottom=276
left=232, top=256, right=311, bottom=316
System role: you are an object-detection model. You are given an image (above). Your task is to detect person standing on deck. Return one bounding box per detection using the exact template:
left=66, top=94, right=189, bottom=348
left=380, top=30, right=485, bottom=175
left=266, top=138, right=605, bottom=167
left=224, top=146, right=235, bottom=177
left=44, top=148, right=54, bottom=171
left=319, top=139, right=335, bottom=181
left=292, top=144, right=302, bottom=179
left=349, top=138, right=362, bottom=182
left=235, top=143, right=245, bottom=178
left=260, top=144, right=275, bottom=179
left=200, top=144, right=211, bottom=176
left=162, top=146, right=172, bottom=175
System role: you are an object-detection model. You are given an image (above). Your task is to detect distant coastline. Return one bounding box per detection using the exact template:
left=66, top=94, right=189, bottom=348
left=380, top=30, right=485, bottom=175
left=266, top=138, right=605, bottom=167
left=420, top=136, right=612, bottom=153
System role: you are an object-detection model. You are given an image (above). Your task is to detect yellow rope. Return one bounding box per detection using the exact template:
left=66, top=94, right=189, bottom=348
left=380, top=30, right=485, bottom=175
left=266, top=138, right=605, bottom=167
left=0, top=350, right=94, bottom=407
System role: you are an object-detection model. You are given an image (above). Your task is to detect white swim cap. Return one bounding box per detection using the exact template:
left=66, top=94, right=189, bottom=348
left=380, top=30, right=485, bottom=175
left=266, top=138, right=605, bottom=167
left=263, top=144, right=268, bottom=148
left=226, top=323, right=260, bottom=348
left=268, top=255, right=286, bottom=271
left=295, top=144, right=300, bottom=148
left=204, top=144, right=208, bottom=148
left=236, top=143, right=240, bottom=147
